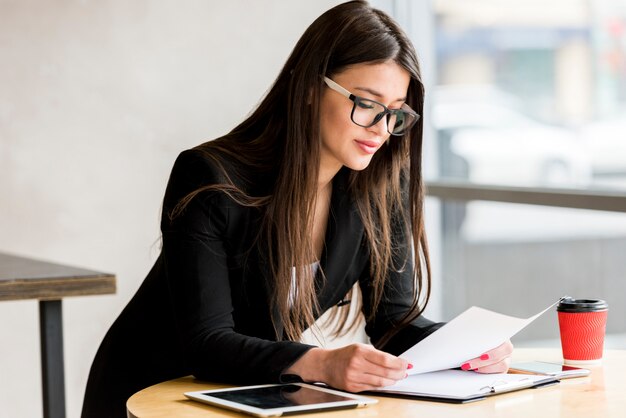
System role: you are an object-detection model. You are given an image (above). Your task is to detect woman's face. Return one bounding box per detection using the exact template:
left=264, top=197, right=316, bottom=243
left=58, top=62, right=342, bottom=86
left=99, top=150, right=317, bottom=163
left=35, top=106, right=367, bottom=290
left=319, top=61, right=411, bottom=181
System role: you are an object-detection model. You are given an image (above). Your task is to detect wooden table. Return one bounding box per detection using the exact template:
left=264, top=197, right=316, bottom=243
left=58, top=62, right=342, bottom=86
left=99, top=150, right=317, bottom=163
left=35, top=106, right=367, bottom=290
left=0, top=252, right=116, bottom=418
left=127, top=348, right=626, bottom=418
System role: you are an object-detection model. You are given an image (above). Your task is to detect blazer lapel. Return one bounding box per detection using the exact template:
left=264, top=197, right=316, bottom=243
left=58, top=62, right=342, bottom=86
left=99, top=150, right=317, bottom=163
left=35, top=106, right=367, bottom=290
left=317, top=168, right=365, bottom=308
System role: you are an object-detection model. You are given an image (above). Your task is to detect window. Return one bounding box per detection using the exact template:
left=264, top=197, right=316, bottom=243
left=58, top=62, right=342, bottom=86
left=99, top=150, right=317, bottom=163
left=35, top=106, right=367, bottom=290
left=380, top=0, right=626, bottom=348
left=434, top=0, right=626, bottom=189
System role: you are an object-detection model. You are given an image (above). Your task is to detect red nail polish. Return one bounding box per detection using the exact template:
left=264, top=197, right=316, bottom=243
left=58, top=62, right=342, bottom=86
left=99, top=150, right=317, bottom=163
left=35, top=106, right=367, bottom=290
left=461, top=362, right=471, bottom=371
left=407, top=363, right=413, bottom=370
left=480, top=354, right=490, bottom=361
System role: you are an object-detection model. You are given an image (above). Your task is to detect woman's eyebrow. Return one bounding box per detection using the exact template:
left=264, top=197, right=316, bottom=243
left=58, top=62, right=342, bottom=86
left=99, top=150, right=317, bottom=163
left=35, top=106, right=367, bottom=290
left=354, top=86, right=406, bottom=102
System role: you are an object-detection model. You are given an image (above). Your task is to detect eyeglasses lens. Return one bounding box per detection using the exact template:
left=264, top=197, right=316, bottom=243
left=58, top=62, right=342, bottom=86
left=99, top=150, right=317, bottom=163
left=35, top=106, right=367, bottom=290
left=351, top=98, right=416, bottom=136
left=390, top=112, right=413, bottom=135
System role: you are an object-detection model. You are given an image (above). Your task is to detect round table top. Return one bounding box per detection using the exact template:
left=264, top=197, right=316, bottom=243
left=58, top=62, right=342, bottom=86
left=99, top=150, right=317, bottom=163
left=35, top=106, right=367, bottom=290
left=127, top=349, right=626, bottom=418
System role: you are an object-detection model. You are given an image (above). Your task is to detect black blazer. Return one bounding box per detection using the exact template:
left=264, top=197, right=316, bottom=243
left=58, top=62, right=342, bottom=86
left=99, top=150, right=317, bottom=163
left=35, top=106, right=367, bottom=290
left=81, top=147, right=442, bottom=418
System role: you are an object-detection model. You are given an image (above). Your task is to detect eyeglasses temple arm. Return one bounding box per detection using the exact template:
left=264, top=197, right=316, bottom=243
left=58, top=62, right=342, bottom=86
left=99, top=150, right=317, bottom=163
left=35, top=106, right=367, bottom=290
left=323, top=77, right=352, bottom=99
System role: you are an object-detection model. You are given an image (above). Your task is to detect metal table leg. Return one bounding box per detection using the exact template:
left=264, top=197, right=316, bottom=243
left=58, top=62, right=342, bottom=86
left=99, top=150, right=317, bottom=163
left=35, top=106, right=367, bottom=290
left=39, top=300, right=66, bottom=418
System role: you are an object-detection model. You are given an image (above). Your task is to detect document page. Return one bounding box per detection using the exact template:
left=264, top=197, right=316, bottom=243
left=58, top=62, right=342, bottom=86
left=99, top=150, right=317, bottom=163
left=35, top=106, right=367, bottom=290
left=402, top=301, right=558, bottom=375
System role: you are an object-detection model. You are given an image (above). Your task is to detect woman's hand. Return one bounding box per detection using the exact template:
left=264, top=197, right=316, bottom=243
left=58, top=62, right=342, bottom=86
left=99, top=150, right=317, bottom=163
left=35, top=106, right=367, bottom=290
left=285, top=343, right=410, bottom=392
left=460, top=340, right=514, bottom=373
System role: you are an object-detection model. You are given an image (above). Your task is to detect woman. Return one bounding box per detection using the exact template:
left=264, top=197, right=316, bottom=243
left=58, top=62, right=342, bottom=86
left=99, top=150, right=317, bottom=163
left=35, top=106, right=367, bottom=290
left=82, top=2, right=512, bottom=417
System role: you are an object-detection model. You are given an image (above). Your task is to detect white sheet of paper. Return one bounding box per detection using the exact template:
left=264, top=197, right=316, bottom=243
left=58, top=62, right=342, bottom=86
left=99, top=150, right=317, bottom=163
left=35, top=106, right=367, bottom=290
left=402, top=301, right=558, bottom=375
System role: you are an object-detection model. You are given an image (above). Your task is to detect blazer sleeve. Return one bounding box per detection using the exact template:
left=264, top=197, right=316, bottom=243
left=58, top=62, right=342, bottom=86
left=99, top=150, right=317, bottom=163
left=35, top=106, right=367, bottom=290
left=160, top=149, right=313, bottom=384
left=359, top=212, right=444, bottom=356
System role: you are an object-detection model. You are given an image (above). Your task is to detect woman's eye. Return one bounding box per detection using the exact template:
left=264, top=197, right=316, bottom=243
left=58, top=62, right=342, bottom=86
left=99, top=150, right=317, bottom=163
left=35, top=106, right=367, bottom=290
left=356, top=100, right=376, bottom=110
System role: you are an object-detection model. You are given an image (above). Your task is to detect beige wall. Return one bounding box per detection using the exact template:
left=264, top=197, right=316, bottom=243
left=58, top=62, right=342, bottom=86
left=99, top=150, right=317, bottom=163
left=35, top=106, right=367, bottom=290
left=0, top=1, right=344, bottom=417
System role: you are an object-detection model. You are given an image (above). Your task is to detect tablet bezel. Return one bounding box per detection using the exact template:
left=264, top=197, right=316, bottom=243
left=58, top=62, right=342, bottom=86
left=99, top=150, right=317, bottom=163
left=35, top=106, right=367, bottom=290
left=184, top=383, right=378, bottom=417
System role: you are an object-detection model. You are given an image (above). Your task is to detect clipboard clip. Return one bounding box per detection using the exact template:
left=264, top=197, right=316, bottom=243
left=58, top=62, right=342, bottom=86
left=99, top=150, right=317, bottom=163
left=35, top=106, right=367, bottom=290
left=480, top=378, right=532, bottom=394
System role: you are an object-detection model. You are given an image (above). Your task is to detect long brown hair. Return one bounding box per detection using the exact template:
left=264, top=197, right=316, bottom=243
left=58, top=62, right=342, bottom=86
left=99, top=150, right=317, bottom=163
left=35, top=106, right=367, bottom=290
left=171, top=0, right=430, bottom=348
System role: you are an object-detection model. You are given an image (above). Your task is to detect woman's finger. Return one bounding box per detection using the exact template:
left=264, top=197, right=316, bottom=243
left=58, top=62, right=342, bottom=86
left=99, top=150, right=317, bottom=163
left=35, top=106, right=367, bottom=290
left=342, top=344, right=408, bottom=383
left=323, top=344, right=409, bottom=391
left=354, top=371, right=401, bottom=389
left=362, top=346, right=409, bottom=377
left=473, top=357, right=511, bottom=374
left=461, top=340, right=514, bottom=372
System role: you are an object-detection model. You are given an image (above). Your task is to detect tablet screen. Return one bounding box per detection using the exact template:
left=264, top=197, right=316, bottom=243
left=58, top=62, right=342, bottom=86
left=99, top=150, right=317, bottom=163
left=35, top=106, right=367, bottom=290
left=206, top=384, right=353, bottom=408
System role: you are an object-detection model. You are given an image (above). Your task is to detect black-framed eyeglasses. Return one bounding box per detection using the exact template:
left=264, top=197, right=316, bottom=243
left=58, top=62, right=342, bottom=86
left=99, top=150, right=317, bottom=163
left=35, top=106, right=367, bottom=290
left=323, top=76, right=420, bottom=136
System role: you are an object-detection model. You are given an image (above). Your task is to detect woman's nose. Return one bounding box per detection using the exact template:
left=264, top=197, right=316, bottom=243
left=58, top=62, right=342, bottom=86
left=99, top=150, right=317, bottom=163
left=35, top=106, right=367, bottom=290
left=367, top=113, right=389, bottom=138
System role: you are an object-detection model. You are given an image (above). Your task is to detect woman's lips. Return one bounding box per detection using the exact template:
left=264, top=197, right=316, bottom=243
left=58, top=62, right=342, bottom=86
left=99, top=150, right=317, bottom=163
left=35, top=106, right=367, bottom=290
left=354, top=139, right=381, bottom=155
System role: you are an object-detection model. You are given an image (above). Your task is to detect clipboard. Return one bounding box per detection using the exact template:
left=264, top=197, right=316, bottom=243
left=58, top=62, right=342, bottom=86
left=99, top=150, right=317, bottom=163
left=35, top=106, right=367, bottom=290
left=369, top=370, right=558, bottom=403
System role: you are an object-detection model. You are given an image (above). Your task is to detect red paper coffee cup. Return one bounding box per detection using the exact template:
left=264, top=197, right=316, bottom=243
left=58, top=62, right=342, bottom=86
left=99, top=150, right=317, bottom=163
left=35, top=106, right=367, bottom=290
left=557, top=298, right=608, bottom=365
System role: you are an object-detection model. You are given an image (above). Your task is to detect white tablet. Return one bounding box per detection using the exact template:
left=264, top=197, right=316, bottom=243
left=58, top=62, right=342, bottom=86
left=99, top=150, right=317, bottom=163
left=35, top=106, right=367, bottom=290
left=184, top=383, right=378, bottom=417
